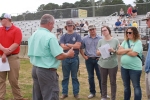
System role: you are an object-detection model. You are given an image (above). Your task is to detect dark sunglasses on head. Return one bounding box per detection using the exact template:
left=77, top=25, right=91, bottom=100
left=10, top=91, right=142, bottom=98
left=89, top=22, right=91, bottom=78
left=0, top=18, right=6, bottom=20
left=126, top=32, right=132, bottom=34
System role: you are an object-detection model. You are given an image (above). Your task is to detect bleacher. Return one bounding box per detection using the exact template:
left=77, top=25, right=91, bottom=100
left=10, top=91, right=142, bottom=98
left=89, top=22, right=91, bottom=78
left=0, top=14, right=149, bottom=49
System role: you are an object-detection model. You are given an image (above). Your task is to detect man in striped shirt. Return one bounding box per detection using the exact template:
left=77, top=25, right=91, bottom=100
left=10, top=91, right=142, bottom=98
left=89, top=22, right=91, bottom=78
left=80, top=24, right=102, bottom=99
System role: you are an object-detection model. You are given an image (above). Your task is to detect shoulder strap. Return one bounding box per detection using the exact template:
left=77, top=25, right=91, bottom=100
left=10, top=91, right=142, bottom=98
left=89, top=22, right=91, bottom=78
left=127, top=40, right=131, bottom=48
left=127, top=40, right=142, bottom=60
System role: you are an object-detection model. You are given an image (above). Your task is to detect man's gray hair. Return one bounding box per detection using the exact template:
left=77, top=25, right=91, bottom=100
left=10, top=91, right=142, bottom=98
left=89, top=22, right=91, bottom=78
left=40, top=14, right=54, bottom=25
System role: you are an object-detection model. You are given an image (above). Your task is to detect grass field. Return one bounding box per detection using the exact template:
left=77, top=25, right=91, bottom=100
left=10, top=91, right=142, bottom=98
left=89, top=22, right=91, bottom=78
left=5, top=59, right=147, bottom=100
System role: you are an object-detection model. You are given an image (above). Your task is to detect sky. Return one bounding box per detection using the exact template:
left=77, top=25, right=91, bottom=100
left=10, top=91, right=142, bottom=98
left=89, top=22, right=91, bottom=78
left=0, top=0, right=135, bottom=16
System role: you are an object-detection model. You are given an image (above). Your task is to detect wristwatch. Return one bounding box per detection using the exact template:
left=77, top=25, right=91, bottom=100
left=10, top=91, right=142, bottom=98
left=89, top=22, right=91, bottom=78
left=114, top=50, right=116, bottom=53
left=66, top=43, right=68, bottom=46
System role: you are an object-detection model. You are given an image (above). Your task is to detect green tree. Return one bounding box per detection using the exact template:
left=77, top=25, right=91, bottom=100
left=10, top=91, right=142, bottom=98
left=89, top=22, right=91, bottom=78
left=112, top=0, right=124, bottom=4
left=43, top=3, right=59, bottom=10
left=37, top=4, right=45, bottom=11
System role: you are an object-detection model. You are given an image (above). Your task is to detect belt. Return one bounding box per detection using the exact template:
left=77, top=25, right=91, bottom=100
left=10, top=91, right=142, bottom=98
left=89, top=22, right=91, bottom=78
left=89, top=57, right=99, bottom=59
left=7, top=53, right=18, bottom=57
left=47, top=68, right=57, bottom=71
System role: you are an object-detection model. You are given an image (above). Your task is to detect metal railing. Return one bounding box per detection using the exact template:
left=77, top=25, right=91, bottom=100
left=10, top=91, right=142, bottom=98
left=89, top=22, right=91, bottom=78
left=10, top=2, right=150, bottom=21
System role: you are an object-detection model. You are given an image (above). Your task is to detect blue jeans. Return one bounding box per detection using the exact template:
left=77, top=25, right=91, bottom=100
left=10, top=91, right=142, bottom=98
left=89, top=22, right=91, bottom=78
left=85, top=58, right=102, bottom=95
left=114, top=27, right=122, bottom=32
left=61, top=56, right=79, bottom=95
left=121, top=67, right=142, bottom=100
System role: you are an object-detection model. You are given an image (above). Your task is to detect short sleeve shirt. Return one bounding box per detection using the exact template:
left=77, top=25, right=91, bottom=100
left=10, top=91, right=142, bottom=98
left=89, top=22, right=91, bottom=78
left=80, top=24, right=84, bottom=27
left=81, top=35, right=102, bottom=57
left=127, top=7, right=132, bottom=14
left=96, top=38, right=120, bottom=68
left=121, top=40, right=143, bottom=70
left=115, top=21, right=121, bottom=26
left=28, top=27, right=63, bottom=69
left=57, top=28, right=62, bottom=33
left=59, top=32, right=82, bottom=57
left=0, top=24, right=22, bottom=55
left=120, top=11, right=124, bottom=15
left=132, top=9, right=137, bottom=13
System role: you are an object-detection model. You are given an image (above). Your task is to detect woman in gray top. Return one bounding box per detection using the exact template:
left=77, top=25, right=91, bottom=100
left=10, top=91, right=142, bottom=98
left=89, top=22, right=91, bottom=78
left=119, top=8, right=125, bottom=19
left=97, top=26, right=120, bottom=100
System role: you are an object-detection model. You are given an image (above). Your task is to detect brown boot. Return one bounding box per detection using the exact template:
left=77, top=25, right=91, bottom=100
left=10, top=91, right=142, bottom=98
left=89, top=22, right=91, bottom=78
left=74, top=95, right=80, bottom=99
left=60, top=94, right=68, bottom=99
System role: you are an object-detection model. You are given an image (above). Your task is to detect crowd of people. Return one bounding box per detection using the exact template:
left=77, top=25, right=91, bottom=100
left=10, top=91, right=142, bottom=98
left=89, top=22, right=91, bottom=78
left=114, top=19, right=138, bottom=33
left=119, top=6, right=137, bottom=20
left=0, top=11, right=150, bottom=100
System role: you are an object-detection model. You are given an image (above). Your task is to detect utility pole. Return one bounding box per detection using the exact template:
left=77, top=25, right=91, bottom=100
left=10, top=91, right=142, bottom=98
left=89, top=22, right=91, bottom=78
left=93, top=0, right=95, bottom=17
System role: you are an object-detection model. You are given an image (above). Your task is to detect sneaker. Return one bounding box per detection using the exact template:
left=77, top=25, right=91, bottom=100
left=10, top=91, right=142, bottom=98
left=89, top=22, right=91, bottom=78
left=101, top=98, right=107, bottom=100
left=107, top=95, right=110, bottom=99
left=74, top=95, right=80, bottom=99
left=88, top=93, right=95, bottom=99
left=60, top=94, right=68, bottom=99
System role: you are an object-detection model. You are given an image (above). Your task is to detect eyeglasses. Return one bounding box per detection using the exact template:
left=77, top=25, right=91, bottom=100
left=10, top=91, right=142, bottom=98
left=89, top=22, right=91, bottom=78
left=0, top=18, right=6, bottom=21
left=126, top=32, right=132, bottom=34
left=89, top=29, right=95, bottom=31
left=102, top=30, right=107, bottom=32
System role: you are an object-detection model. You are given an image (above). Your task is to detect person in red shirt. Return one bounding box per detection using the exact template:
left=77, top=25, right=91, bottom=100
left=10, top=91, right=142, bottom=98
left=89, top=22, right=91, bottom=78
left=0, top=13, right=28, bottom=100
left=127, top=7, right=132, bottom=20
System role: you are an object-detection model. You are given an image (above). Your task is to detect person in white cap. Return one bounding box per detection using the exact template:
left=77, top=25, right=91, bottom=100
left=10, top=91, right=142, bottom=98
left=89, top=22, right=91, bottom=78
left=0, top=13, right=28, bottom=100
left=142, top=12, right=150, bottom=100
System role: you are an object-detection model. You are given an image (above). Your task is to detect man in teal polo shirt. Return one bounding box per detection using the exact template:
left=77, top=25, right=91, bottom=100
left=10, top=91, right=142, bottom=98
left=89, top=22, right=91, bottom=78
left=28, top=14, right=74, bottom=100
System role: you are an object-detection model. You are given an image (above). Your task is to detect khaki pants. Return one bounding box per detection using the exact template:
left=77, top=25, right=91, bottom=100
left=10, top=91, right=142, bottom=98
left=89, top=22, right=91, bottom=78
left=146, top=72, right=150, bottom=100
left=0, top=54, right=22, bottom=100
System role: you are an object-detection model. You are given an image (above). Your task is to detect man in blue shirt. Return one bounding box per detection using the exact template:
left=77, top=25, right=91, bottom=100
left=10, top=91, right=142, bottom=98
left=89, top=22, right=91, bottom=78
left=28, top=14, right=74, bottom=100
left=142, top=12, right=150, bottom=100
left=59, top=20, right=82, bottom=99
left=114, top=19, right=122, bottom=33
left=132, top=7, right=137, bottom=18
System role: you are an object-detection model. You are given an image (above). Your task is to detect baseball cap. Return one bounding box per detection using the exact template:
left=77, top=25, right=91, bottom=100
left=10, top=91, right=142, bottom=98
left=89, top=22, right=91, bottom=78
left=0, top=13, right=11, bottom=19
left=66, top=20, right=74, bottom=26
left=88, top=24, right=96, bottom=30
left=142, top=12, right=150, bottom=21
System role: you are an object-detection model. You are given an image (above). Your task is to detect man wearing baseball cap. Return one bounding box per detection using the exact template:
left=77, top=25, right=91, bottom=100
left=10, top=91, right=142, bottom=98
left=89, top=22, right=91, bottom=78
left=59, top=20, right=82, bottom=99
left=0, top=13, right=28, bottom=100
left=80, top=25, right=103, bottom=99
left=142, top=12, right=150, bottom=100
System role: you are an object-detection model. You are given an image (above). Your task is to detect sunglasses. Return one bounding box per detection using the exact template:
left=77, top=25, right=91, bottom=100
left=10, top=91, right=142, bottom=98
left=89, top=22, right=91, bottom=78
left=67, top=25, right=73, bottom=27
left=126, top=32, right=132, bottom=34
left=0, top=18, right=6, bottom=21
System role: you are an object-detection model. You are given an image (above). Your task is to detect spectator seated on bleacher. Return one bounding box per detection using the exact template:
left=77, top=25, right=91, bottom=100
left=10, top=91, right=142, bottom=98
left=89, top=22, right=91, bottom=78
left=127, top=21, right=132, bottom=26
left=132, top=20, right=138, bottom=28
left=56, top=25, right=63, bottom=39
left=126, top=6, right=132, bottom=20
left=121, top=19, right=127, bottom=30
left=119, top=8, right=125, bottom=19
left=114, top=19, right=122, bottom=33
left=83, top=21, right=89, bottom=33
left=80, top=21, right=84, bottom=31
left=132, top=6, right=137, bottom=18
left=124, top=23, right=128, bottom=31
left=75, top=22, right=81, bottom=33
